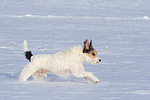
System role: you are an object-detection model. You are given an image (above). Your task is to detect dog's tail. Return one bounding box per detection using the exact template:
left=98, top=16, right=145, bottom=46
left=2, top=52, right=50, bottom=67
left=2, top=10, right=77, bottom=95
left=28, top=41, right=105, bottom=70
left=23, top=40, right=33, bottom=62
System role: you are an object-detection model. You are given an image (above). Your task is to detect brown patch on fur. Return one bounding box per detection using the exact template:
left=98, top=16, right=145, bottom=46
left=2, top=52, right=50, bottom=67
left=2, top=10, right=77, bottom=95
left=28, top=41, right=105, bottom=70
left=36, top=69, right=50, bottom=73
left=84, top=39, right=90, bottom=50
left=83, top=39, right=98, bottom=59
left=32, top=69, right=50, bottom=80
left=83, top=39, right=95, bottom=53
left=86, top=49, right=97, bottom=59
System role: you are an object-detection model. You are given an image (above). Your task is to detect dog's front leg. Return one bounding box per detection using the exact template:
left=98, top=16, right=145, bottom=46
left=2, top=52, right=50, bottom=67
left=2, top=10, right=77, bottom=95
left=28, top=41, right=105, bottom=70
left=83, top=77, right=95, bottom=84
left=72, top=71, right=100, bottom=83
left=82, top=71, right=100, bottom=83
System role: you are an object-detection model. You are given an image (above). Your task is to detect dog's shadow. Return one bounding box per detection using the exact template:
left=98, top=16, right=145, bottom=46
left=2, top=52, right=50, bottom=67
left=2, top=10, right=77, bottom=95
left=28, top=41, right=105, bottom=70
left=0, top=73, right=85, bottom=84
left=43, top=74, right=84, bottom=83
left=43, top=74, right=70, bottom=82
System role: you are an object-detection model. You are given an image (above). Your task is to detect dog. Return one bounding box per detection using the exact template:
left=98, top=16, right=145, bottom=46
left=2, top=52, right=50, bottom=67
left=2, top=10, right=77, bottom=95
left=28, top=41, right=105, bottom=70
left=20, top=39, right=101, bottom=84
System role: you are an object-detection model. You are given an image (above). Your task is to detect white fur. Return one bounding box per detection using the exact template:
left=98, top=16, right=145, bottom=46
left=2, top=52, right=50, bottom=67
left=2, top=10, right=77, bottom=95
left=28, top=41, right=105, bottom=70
left=23, top=40, right=29, bottom=52
left=20, top=40, right=100, bottom=84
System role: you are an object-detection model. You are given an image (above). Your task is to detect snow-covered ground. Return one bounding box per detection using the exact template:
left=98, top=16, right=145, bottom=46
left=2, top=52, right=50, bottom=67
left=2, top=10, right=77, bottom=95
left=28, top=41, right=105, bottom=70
left=0, top=0, right=150, bottom=100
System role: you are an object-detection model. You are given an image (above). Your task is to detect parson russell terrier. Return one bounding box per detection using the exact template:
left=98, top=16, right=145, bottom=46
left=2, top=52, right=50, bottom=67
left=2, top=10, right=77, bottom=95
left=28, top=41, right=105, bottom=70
left=20, top=39, right=101, bottom=84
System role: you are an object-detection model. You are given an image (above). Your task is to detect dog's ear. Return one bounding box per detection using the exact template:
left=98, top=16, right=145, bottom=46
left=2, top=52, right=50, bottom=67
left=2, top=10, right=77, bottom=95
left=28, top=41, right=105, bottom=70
left=84, top=39, right=90, bottom=50
left=83, top=39, right=95, bottom=53
left=90, top=40, right=93, bottom=48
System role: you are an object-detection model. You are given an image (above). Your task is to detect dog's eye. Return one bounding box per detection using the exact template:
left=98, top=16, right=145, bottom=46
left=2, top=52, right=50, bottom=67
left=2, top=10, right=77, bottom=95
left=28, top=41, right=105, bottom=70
left=92, top=53, right=95, bottom=56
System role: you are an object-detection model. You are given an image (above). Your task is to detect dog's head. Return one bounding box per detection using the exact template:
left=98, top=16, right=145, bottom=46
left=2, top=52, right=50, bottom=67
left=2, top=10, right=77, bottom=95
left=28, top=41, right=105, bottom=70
left=83, top=39, right=101, bottom=65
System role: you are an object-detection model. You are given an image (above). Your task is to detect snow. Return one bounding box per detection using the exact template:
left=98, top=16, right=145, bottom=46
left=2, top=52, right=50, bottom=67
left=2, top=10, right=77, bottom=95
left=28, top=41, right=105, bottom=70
left=0, top=0, right=150, bottom=100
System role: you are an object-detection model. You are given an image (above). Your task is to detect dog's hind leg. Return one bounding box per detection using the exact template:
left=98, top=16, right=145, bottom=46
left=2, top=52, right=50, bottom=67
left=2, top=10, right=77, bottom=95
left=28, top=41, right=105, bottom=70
left=32, top=72, right=44, bottom=81
left=20, top=63, right=38, bottom=81
left=32, top=69, right=50, bottom=80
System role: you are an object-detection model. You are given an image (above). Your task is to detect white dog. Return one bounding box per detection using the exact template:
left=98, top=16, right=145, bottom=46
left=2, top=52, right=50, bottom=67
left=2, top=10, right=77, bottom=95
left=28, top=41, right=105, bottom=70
left=20, top=39, right=101, bottom=84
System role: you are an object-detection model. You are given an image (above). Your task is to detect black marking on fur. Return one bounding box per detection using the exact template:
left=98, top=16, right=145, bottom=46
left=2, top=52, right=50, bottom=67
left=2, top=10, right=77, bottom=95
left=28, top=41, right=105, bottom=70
left=83, top=39, right=94, bottom=53
left=83, top=47, right=94, bottom=53
left=25, top=51, right=33, bottom=62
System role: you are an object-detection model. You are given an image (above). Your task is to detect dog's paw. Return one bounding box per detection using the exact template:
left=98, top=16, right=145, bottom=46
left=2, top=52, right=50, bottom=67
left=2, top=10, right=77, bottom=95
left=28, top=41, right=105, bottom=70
left=93, top=77, right=100, bottom=83
left=95, top=80, right=100, bottom=83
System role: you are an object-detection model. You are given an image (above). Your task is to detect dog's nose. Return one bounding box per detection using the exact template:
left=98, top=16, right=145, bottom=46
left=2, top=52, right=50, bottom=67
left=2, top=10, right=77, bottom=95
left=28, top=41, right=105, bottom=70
left=99, top=59, right=101, bottom=62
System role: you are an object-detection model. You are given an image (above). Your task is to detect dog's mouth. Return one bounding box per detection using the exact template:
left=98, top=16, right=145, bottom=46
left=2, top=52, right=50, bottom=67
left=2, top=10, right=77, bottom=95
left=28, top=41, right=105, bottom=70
left=91, top=59, right=101, bottom=65
left=92, top=62, right=98, bottom=65
left=91, top=61, right=99, bottom=65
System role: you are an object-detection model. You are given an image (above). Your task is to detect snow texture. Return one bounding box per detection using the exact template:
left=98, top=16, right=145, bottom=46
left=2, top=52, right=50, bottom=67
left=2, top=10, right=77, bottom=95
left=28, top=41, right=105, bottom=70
left=0, top=0, right=150, bottom=100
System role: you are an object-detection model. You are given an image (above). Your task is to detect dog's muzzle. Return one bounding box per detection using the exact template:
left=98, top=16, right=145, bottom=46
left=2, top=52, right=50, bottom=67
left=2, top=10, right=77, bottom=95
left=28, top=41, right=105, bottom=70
left=99, top=59, right=101, bottom=62
left=92, top=58, right=101, bottom=65
left=96, top=58, right=101, bottom=64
